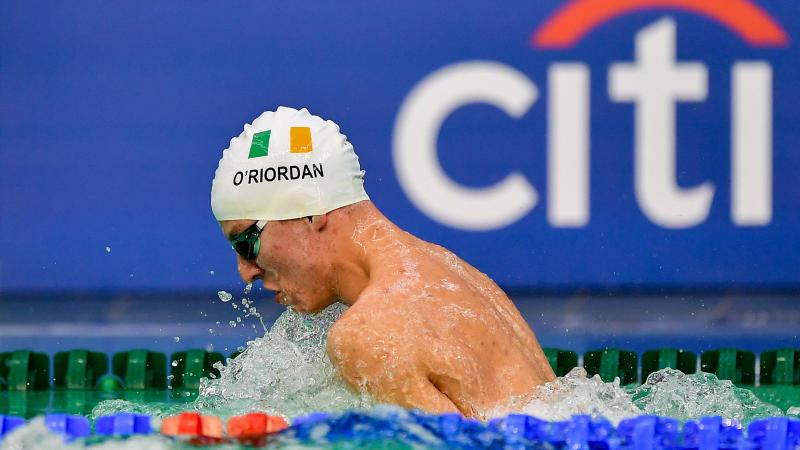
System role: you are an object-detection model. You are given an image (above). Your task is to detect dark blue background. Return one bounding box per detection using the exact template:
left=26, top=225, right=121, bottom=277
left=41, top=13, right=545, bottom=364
left=1, top=1, right=798, bottom=293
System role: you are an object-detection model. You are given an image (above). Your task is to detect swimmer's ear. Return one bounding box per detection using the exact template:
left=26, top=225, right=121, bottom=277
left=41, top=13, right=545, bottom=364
left=308, top=214, right=327, bottom=231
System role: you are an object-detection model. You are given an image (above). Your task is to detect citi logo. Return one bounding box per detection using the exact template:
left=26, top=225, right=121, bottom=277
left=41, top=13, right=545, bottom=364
left=393, top=0, right=788, bottom=231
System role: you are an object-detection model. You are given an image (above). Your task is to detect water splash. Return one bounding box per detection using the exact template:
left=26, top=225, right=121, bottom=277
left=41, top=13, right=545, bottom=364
left=216, top=285, right=267, bottom=333
left=631, top=368, right=783, bottom=423
left=88, top=303, right=366, bottom=422
left=513, top=368, right=640, bottom=424
left=240, top=295, right=267, bottom=333
left=195, top=302, right=373, bottom=419
left=511, top=367, right=783, bottom=426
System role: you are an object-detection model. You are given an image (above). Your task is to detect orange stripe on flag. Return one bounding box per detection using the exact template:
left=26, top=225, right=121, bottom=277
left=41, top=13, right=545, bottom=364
left=290, top=127, right=313, bottom=153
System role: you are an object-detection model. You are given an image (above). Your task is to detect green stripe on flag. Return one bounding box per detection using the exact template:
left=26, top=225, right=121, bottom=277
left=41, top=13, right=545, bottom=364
left=249, top=130, right=271, bottom=158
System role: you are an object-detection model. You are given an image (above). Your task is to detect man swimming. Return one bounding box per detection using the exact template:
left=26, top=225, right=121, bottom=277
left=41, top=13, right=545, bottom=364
left=211, top=106, right=555, bottom=419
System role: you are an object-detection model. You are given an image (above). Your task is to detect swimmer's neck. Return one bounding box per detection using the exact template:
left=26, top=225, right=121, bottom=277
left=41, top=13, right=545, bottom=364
left=327, top=201, right=410, bottom=305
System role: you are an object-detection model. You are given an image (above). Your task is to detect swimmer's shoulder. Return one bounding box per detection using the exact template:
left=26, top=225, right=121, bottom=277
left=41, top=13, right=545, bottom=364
left=327, top=286, right=412, bottom=351
left=333, top=290, right=391, bottom=329
left=326, top=295, right=416, bottom=380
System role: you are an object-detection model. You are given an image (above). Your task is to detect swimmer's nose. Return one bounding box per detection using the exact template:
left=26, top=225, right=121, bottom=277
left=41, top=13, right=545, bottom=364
left=236, top=254, right=265, bottom=284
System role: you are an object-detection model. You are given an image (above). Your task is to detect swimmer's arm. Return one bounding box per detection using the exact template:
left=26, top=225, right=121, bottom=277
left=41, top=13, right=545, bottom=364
left=327, top=325, right=460, bottom=415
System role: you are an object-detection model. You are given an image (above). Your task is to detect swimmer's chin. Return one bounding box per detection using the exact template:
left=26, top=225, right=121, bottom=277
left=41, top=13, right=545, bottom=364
left=275, top=292, right=337, bottom=314
left=275, top=292, right=308, bottom=313
left=288, top=304, right=316, bottom=314
left=274, top=291, right=291, bottom=307
left=288, top=300, right=328, bottom=314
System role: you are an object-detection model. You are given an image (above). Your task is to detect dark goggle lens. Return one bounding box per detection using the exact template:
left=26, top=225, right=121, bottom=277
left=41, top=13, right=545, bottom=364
left=233, top=240, right=255, bottom=260
left=230, top=221, right=265, bottom=260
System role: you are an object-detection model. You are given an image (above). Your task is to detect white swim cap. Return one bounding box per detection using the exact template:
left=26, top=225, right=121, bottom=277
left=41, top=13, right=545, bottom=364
left=211, top=106, right=369, bottom=221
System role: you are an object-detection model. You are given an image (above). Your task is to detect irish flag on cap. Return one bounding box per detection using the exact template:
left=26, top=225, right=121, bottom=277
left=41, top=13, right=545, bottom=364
left=248, top=127, right=313, bottom=159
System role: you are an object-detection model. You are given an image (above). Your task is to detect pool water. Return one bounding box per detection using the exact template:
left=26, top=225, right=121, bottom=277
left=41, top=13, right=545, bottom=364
left=2, top=303, right=799, bottom=449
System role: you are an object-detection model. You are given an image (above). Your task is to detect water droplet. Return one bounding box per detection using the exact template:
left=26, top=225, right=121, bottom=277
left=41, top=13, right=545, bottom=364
left=171, top=360, right=178, bottom=367
left=208, top=328, right=214, bottom=334
left=236, top=317, right=242, bottom=323
left=173, top=336, right=180, bottom=343
left=209, top=270, right=215, bottom=275
left=244, top=283, right=253, bottom=295
left=105, top=246, right=111, bottom=253
left=217, top=291, right=233, bottom=302
left=229, top=320, right=237, bottom=327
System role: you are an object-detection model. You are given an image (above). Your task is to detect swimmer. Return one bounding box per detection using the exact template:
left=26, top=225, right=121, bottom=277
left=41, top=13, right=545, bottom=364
left=212, top=106, right=555, bottom=419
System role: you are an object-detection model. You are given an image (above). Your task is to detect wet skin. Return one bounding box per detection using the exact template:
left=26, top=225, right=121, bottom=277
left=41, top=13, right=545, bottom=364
left=220, top=201, right=555, bottom=419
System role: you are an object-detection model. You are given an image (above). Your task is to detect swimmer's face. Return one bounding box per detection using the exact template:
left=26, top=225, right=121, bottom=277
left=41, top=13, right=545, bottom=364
left=220, top=218, right=337, bottom=313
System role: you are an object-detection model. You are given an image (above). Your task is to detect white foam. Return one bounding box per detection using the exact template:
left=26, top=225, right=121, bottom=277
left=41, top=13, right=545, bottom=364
left=511, top=368, right=640, bottom=424
left=632, top=368, right=783, bottom=422
left=196, top=302, right=373, bottom=419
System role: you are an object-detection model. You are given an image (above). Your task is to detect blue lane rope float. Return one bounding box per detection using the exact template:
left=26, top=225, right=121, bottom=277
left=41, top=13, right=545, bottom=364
left=0, top=415, right=26, bottom=440
left=43, top=413, right=90, bottom=441
left=95, top=413, right=153, bottom=436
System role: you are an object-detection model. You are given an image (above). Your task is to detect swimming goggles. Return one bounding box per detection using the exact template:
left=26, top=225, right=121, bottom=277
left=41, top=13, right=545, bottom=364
left=229, top=220, right=268, bottom=260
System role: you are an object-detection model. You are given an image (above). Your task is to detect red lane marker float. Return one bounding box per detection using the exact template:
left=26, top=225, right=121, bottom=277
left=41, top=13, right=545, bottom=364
left=161, top=412, right=223, bottom=445
left=228, top=413, right=289, bottom=437
left=228, top=413, right=289, bottom=446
